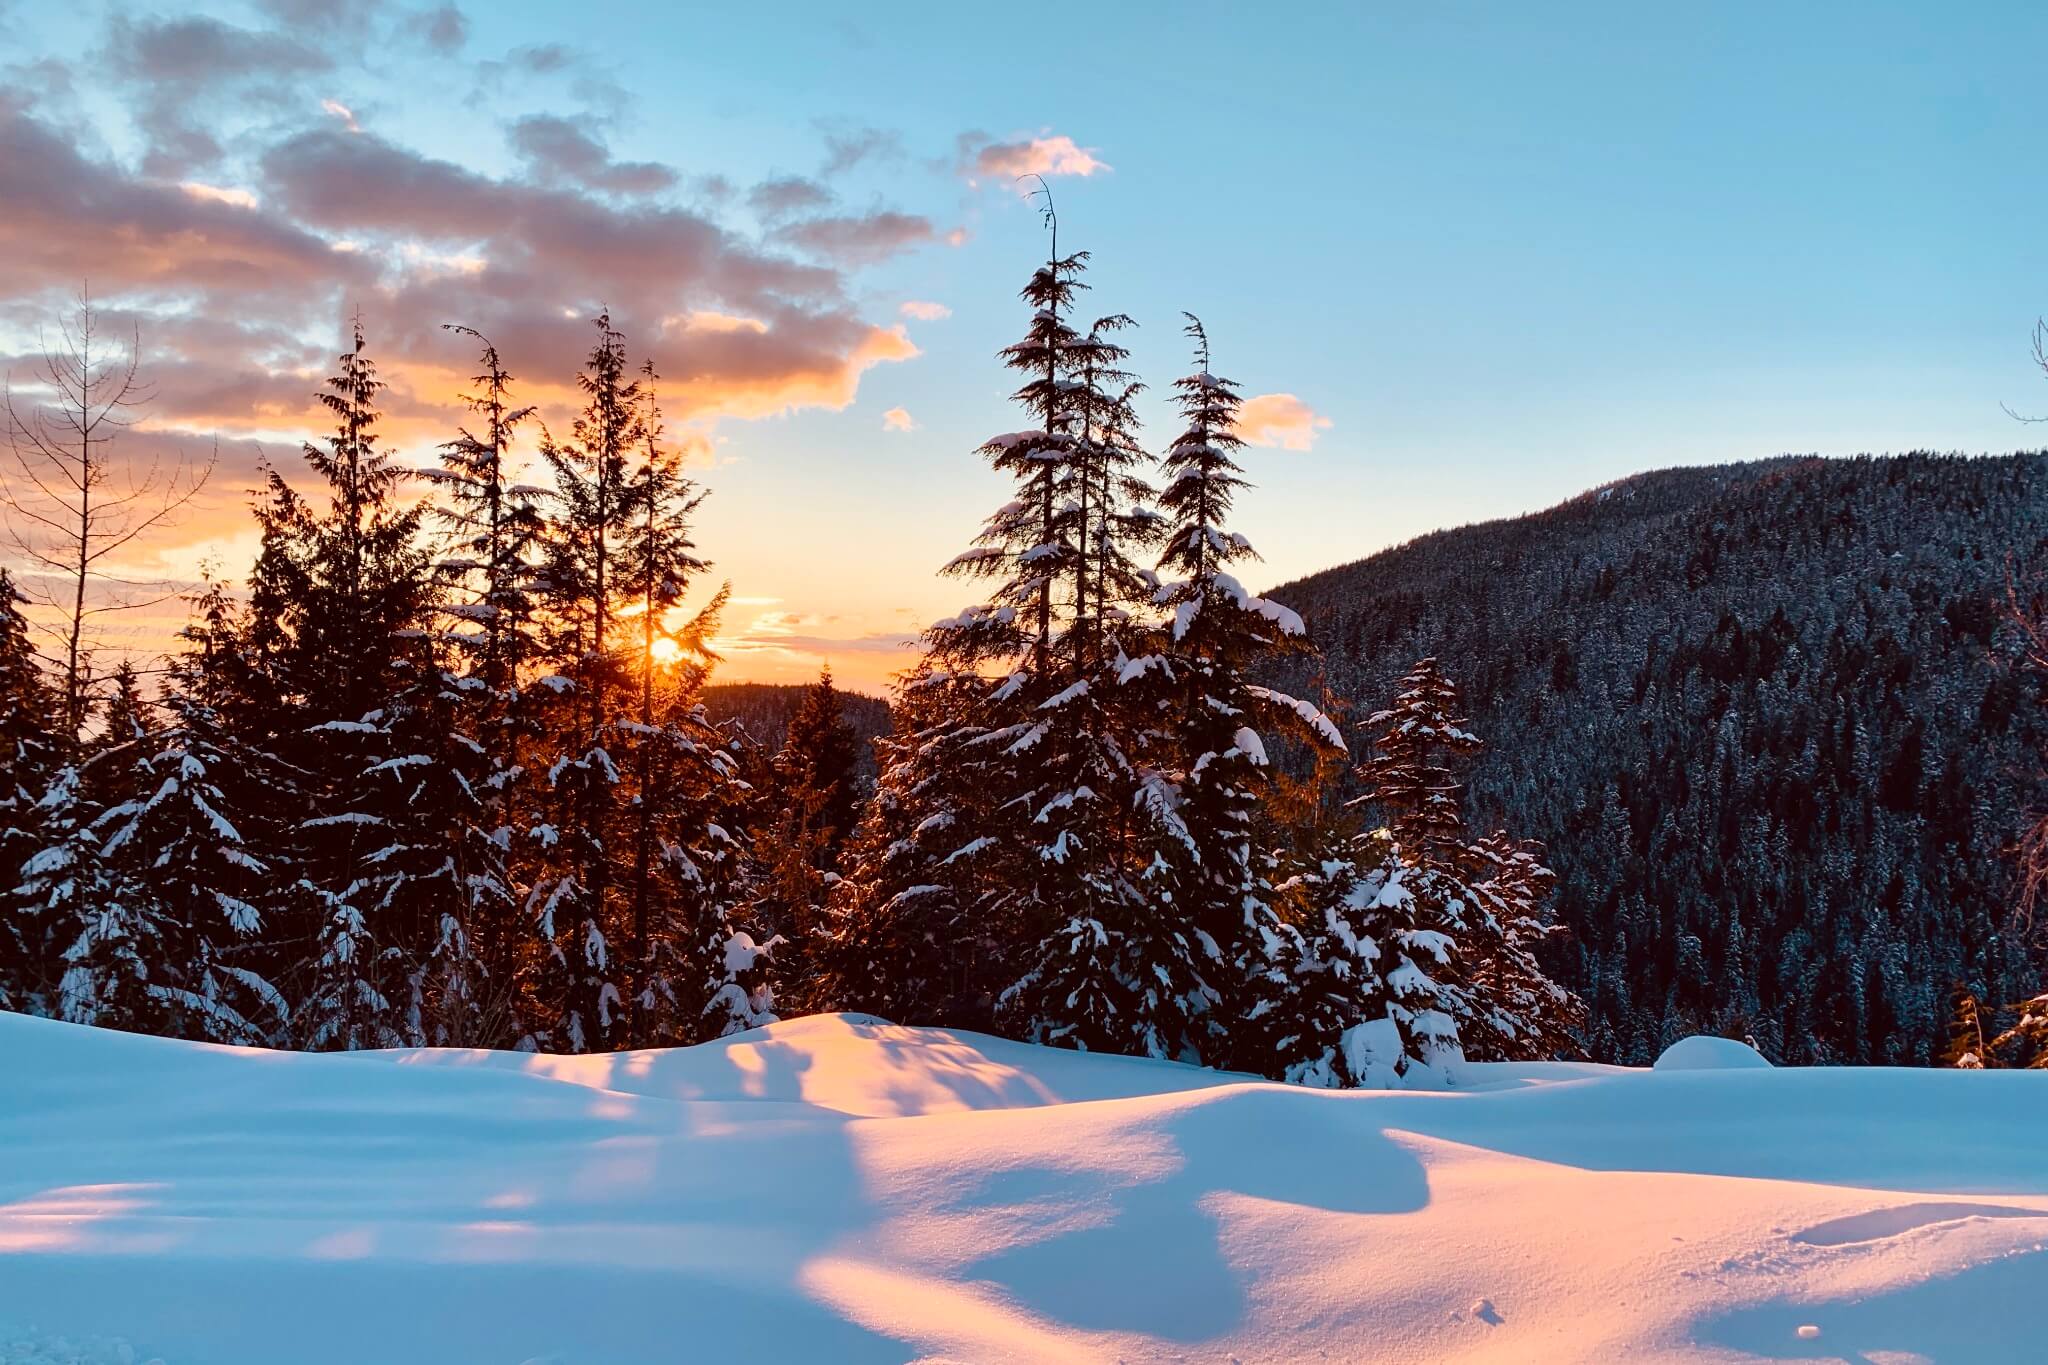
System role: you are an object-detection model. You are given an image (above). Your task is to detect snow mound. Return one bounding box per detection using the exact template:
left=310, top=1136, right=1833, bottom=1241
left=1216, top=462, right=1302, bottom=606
left=1653, top=1034, right=1774, bottom=1070
left=4, top=1009, right=2045, bottom=1364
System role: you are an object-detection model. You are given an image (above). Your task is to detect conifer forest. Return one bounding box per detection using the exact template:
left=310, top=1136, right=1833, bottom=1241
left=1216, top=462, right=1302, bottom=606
left=5, top=231, right=2043, bottom=1080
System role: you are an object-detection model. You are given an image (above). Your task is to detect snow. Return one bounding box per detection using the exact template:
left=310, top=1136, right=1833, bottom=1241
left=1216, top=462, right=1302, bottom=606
left=1654, top=1035, right=1774, bottom=1071
left=4, top=1012, right=2047, bottom=1363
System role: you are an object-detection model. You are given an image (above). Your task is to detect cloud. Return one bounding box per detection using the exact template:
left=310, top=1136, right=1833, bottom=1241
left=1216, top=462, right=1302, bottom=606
left=508, top=114, right=675, bottom=196
left=817, top=125, right=899, bottom=178
left=881, top=406, right=916, bottom=432
left=179, top=181, right=260, bottom=209
left=746, top=175, right=833, bottom=223
left=411, top=4, right=467, bottom=53
left=958, top=132, right=1110, bottom=183
left=104, top=13, right=332, bottom=174
left=1234, top=393, right=1332, bottom=452
left=771, top=211, right=935, bottom=266
left=0, top=107, right=362, bottom=301
left=718, top=609, right=918, bottom=657
left=0, top=8, right=947, bottom=673
left=899, top=300, right=950, bottom=321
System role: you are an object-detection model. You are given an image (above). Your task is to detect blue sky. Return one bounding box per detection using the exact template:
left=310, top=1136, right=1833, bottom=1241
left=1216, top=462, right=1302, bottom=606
left=3, top=1, right=2044, bottom=689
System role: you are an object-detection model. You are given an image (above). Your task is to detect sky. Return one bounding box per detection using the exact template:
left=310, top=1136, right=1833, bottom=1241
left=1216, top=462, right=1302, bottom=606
left=3, top=1, right=2046, bottom=694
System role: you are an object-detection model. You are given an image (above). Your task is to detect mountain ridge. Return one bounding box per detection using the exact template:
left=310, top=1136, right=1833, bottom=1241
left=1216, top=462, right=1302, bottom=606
left=1266, top=451, right=2048, bottom=1064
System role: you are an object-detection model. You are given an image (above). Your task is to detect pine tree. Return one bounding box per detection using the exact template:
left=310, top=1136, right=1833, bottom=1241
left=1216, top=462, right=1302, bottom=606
left=1361, top=658, right=1481, bottom=872
left=406, top=327, right=547, bottom=1046
left=1135, top=315, right=1345, bottom=1072
left=779, top=666, right=863, bottom=870
left=745, top=667, right=862, bottom=1012
left=615, top=365, right=745, bottom=1047
left=91, top=673, right=286, bottom=1045
left=831, top=213, right=1102, bottom=1035
left=820, top=665, right=1005, bottom=1027
left=1458, top=831, right=1586, bottom=1061
left=13, top=763, right=127, bottom=1024
left=0, top=570, right=61, bottom=1009
left=967, top=236, right=1195, bottom=1057
left=250, top=320, right=434, bottom=1050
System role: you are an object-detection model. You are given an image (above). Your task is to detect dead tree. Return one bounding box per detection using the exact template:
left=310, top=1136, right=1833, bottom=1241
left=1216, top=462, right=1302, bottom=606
left=2, top=286, right=213, bottom=747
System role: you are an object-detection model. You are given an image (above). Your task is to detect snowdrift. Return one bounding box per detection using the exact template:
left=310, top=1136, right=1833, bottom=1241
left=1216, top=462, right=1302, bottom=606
left=2, top=1011, right=2046, bottom=1364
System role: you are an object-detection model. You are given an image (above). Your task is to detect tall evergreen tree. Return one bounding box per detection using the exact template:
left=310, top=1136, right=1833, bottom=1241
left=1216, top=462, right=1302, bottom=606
left=526, top=311, right=643, bottom=1051
left=408, top=327, right=547, bottom=1046
left=1136, top=315, right=1343, bottom=1072
left=244, top=320, right=434, bottom=1049
left=615, top=366, right=744, bottom=1046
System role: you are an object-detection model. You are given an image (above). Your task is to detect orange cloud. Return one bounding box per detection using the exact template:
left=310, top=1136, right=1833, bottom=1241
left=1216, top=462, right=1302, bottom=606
left=966, top=133, right=1110, bottom=181
left=1234, top=393, right=1332, bottom=451
left=882, top=406, right=917, bottom=432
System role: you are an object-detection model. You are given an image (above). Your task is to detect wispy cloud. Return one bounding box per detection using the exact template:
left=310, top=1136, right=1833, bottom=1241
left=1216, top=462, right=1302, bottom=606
left=899, top=300, right=950, bottom=321
left=882, top=406, right=917, bottom=432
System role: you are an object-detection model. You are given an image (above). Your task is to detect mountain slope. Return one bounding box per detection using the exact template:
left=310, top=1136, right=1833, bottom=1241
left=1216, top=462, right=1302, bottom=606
left=1267, top=453, right=2048, bottom=1064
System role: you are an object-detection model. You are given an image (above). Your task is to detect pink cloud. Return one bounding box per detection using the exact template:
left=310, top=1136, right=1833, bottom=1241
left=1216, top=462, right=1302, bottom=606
left=899, top=300, right=950, bottom=321
left=881, top=406, right=917, bottom=432
left=1234, top=393, right=1332, bottom=451
left=961, top=133, right=1110, bottom=182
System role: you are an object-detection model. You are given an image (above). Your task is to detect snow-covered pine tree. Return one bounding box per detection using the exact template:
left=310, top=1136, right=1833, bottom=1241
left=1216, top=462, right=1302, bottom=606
left=23, top=654, right=160, bottom=1032
left=1361, top=658, right=1481, bottom=872
left=405, top=327, right=548, bottom=1046
left=1458, top=831, right=1586, bottom=1061
left=89, top=652, right=287, bottom=1045
left=829, top=208, right=1099, bottom=1033
left=253, top=320, right=434, bottom=1050
left=1341, top=659, right=1584, bottom=1073
left=1347, top=658, right=1489, bottom=1072
left=1132, top=315, right=1347, bottom=1073
left=525, top=312, right=644, bottom=1051
left=998, top=299, right=1201, bottom=1058
left=0, top=569, right=62, bottom=1009
left=818, top=662, right=1005, bottom=1026
left=14, top=760, right=135, bottom=1027
left=99, top=661, right=152, bottom=754
left=615, top=366, right=747, bottom=1047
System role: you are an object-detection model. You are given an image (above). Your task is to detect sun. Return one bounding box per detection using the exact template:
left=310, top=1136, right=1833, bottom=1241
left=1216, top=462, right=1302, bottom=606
left=649, top=637, right=683, bottom=666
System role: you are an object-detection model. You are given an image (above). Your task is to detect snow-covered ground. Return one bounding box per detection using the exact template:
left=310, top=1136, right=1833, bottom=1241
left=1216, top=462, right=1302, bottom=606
left=2, top=1011, right=2045, bottom=1364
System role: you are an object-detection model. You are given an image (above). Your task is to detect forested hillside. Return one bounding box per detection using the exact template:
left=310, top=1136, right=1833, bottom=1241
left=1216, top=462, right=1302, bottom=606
left=702, top=682, right=890, bottom=779
left=1267, top=453, right=2048, bottom=1065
